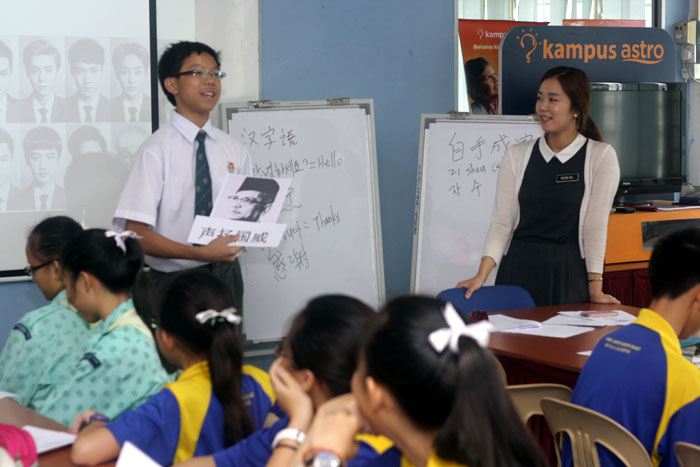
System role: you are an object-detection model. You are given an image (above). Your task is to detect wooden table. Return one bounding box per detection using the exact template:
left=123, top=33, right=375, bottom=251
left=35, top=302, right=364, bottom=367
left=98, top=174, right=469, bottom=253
left=0, top=399, right=114, bottom=466
left=488, top=302, right=640, bottom=465
left=489, top=302, right=640, bottom=387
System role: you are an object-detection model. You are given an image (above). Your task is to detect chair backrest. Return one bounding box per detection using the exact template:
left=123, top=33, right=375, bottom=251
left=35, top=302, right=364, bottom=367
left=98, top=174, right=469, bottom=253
left=541, top=398, right=653, bottom=467
left=675, top=441, right=700, bottom=467
left=437, top=285, right=535, bottom=315
left=507, top=383, right=572, bottom=424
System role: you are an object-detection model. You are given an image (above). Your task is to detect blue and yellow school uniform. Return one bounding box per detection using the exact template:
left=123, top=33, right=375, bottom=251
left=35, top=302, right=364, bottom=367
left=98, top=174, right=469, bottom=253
left=30, top=299, right=168, bottom=426
left=0, top=290, right=89, bottom=406
left=211, top=417, right=392, bottom=467
left=107, top=362, right=276, bottom=465
left=568, top=308, right=700, bottom=467
left=369, top=447, right=465, bottom=466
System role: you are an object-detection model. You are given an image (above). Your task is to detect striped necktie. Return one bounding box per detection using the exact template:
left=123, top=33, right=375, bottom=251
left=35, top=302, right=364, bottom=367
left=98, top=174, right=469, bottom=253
left=194, top=130, right=212, bottom=216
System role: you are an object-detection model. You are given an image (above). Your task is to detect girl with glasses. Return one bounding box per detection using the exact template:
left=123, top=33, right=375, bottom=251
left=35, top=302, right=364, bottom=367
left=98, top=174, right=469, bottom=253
left=0, top=216, right=86, bottom=406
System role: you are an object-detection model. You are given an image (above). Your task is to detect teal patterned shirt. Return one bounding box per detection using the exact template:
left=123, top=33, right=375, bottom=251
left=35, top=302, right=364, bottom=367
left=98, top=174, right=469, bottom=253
left=31, top=299, right=168, bottom=426
left=0, top=290, right=89, bottom=406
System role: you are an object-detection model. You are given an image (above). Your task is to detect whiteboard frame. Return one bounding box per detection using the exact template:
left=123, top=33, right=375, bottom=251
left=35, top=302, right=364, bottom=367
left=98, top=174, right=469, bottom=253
left=410, top=113, right=540, bottom=293
left=220, top=98, right=386, bottom=321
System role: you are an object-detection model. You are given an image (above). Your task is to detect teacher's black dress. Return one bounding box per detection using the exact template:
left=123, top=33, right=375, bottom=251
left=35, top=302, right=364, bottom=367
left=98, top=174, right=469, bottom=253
left=495, top=139, right=590, bottom=306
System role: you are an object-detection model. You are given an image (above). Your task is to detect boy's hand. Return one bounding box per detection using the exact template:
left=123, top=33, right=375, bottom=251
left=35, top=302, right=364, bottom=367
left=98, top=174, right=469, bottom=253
left=197, top=235, right=243, bottom=262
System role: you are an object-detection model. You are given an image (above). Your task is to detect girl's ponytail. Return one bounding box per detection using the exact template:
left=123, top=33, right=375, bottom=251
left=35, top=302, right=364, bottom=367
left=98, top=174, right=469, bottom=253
left=434, top=338, right=547, bottom=467
left=208, top=322, right=254, bottom=445
left=158, top=270, right=254, bottom=446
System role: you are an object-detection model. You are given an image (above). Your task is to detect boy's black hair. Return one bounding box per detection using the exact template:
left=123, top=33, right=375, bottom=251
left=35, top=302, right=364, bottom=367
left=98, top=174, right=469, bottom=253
left=157, top=41, right=221, bottom=106
left=649, top=228, right=700, bottom=300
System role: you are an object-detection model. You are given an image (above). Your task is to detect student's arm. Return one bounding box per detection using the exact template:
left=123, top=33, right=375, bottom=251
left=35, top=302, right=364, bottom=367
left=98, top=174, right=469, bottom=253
left=125, top=220, right=243, bottom=263
left=71, top=416, right=120, bottom=465
left=265, top=360, right=314, bottom=467
left=176, top=456, right=216, bottom=467
left=268, top=395, right=362, bottom=467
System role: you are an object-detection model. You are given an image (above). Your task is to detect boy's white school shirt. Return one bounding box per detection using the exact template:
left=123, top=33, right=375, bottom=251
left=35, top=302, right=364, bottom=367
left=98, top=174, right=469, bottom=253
left=113, top=111, right=252, bottom=273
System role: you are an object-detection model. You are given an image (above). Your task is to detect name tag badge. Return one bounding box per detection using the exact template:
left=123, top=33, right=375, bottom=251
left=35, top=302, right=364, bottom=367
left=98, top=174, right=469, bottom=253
left=81, top=352, right=102, bottom=369
left=13, top=323, right=31, bottom=341
left=556, top=173, right=579, bottom=183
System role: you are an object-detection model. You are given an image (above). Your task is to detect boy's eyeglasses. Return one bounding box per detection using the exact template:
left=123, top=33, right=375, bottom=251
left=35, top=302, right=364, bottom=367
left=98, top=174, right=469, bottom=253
left=24, top=259, right=53, bottom=277
left=174, top=70, right=227, bottom=80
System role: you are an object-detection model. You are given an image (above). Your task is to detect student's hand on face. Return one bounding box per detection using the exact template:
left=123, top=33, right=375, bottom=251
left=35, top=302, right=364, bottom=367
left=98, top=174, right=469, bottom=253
left=306, top=394, right=363, bottom=460
left=197, top=235, right=243, bottom=263
left=270, top=358, right=313, bottom=430
left=70, top=409, right=99, bottom=434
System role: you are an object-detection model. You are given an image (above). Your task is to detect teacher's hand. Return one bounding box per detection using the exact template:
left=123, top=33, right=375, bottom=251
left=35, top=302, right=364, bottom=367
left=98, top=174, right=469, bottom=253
left=590, top=291, right=621, bottom=304
left=456, top=276, right=486, bottom=299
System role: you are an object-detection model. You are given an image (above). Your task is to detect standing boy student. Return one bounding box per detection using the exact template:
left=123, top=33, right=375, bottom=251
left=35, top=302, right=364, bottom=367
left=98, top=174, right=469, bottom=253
left=113, top=41, right=250, bottom=310
left=567, top=228, right=700, bottom=467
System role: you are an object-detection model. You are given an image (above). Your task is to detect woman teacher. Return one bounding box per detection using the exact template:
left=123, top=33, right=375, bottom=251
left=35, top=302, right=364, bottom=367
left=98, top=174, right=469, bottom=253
left=458, top=66, right=620, bottom=306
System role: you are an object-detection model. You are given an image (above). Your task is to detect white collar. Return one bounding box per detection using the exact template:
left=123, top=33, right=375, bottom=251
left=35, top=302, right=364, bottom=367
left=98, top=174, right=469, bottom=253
left=171, top=111, right=216, bottom=144
left=538, top=133, right=587, bottom=164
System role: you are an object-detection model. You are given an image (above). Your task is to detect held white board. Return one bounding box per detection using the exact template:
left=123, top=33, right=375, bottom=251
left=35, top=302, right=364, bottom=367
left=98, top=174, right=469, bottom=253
left=411, top=115, right=543, bottom=295
left=225, top=100, right=384, bottom=341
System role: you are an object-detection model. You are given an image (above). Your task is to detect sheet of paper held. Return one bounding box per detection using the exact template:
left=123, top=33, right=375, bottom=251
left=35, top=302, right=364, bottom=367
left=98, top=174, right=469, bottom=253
left=543, top=310, right=637, bottom=327
left=0, top=391, right=18, bottom=400
left=22, top=426, right=76, bottom=454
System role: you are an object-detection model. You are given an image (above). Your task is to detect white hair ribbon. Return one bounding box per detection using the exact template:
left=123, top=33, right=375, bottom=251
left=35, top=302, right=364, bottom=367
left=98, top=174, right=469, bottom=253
left=428, top=303, right=493, bottom=353
left=105, top=230, right=141, bottom=254
left=195, top=307, right=242, bottom=326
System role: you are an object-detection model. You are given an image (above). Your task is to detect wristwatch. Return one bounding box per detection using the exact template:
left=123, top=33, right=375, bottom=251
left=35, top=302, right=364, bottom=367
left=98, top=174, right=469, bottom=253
left=304, top=450, right=343, bottom=467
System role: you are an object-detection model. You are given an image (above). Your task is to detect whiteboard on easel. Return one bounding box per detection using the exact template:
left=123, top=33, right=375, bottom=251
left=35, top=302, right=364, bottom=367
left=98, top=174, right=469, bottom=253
left=224, top=100, right=384, bottom=341
left=411, top=115, right=543, bottom=295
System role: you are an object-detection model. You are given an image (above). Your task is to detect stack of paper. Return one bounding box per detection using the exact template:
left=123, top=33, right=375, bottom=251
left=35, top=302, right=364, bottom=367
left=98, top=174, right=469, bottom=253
left=489, top=314, right=541, bottom=332
left=489, top=314, right=594, bottom=338
left=22, top=426, right=76, bottom=454
left=543, top=310, right=636, bottom=328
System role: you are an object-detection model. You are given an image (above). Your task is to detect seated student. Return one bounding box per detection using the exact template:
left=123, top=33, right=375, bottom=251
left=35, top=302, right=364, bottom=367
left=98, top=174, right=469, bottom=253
left=566, top=228, right=700, bottom=467
left=177, top=295, right=387, bottom=467
left=283, top=297, right=548, bottom=467
left=70, top=270, right=277, bottom=466
left=0, top=216, right=87, bottom=405
left=28, top=228, right=169, bottom=426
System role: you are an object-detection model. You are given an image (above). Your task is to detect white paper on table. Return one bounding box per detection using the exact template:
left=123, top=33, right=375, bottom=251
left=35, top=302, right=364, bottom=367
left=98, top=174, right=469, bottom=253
left=543, top=315, right=608, bottom=327
left=187, top=216, right=286, bottom=248
left=504, top=324, right=594, bottom=338
left=489, top=314, right=542, bottom=332
left=116, top=441, right=162, bottom=467
left=558, top=310, right=637, bottom=327
left=0, top=391, right=18, bottom=400
left=577, top=350, right=593, bottom=356
left=22, top=426, right=76, bottom=454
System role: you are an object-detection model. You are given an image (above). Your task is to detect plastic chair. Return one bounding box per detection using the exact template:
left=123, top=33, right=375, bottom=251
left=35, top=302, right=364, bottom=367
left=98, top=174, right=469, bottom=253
left=506, top=383, right=572, bottom=424
left=541, top=397, right=653, bottom=467
left=675, top=441, right=700, bottom=467
left=438, top=285, right=535, bottom=315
